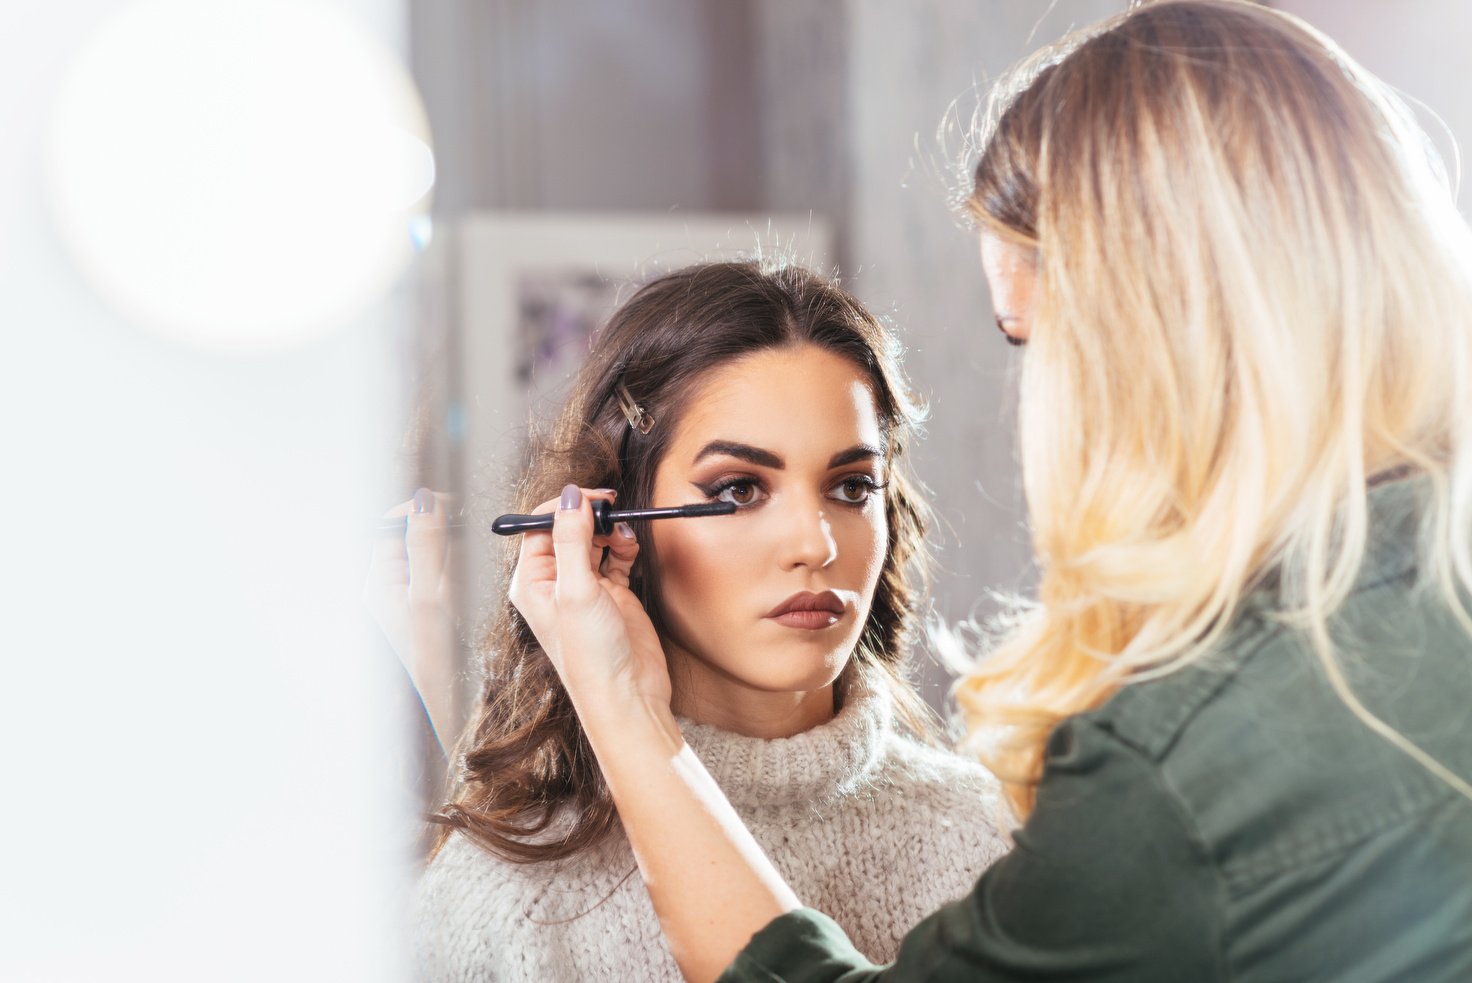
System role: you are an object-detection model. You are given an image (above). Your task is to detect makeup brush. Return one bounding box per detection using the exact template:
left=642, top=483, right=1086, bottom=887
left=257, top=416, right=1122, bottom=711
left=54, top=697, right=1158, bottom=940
left=492, top=500, right=736, bottom=536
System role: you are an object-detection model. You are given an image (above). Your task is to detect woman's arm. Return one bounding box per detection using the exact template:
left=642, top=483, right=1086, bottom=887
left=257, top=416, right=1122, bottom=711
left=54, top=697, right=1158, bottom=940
left=516, top=489, right=1220, bottom=982
left=509, top=487, right=800, bottom=981
left=578, top=695, right=803, bottom=980
left=364, top=489, right=463, bottom=753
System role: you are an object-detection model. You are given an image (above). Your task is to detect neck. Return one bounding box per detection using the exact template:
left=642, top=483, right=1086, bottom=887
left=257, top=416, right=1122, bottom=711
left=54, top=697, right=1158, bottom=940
left=664, top=644, right=837, bottom=739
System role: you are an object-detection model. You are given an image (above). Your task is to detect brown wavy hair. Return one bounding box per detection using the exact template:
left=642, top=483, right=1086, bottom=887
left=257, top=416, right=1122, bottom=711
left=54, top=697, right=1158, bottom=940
left=429, top=260, right=936, bottom=862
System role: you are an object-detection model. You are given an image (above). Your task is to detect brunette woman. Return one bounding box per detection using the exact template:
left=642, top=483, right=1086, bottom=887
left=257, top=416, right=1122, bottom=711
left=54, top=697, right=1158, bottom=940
left=412, top=261, right=1010, bottom=980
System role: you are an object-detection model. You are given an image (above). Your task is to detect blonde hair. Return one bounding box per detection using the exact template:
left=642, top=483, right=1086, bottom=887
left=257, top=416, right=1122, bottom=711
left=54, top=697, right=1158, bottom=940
left=956, top=0, right=1472, bottom=818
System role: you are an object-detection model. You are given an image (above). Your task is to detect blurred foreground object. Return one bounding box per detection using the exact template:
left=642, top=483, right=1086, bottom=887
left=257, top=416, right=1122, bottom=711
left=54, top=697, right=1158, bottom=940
left=44, top=0, right=435, bottom=353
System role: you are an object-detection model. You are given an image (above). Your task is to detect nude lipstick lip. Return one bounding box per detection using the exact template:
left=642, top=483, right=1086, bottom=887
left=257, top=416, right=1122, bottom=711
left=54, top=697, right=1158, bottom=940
left=765, top=590, right=846, bottom=630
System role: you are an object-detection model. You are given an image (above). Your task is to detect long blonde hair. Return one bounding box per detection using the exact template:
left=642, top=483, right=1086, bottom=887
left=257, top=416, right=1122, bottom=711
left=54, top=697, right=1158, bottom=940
left=956, top=0, right=1472, bottom=818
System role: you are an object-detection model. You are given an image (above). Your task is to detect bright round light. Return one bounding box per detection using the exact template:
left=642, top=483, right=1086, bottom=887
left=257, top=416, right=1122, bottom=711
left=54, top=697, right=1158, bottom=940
left=45, top=0, right=435, bottom=353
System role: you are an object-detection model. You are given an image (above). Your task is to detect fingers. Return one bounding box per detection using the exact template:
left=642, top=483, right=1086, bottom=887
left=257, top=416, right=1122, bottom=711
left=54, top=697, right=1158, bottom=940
left=365, top=527, right=409, bottom=589
left=597, top=522, right=640, bottom=588
left=380, top=502, right=413, bottom=519
left=516, top=487, right=619, bottom=565
left=510, top=486, right=626, bottom=615
left=378, top=487, right=448, bottom=523
left=582, top=487, right=621, bottom=569
left=406, top=489, right=449, bottom=597
left=366, top=490, right=459, bottom=683
left=366, top=497, right=417, bottom=594
left=551, top=484, right=602, bottom=605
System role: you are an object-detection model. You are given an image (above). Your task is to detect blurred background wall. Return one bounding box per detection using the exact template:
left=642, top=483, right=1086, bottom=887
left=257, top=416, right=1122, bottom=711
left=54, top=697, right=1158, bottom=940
left=1275, top=0, right=1472, bottom=212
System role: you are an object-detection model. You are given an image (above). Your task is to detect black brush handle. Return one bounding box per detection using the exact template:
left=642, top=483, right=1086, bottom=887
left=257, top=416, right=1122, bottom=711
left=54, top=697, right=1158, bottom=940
left=492, top=500, right=615, bottom=536
left=490, top=500, right=737, bottom=537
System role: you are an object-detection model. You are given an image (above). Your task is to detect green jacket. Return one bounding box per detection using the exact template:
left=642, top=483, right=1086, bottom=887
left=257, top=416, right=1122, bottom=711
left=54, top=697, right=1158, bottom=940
left=724, top=477, right=1472, bottom=981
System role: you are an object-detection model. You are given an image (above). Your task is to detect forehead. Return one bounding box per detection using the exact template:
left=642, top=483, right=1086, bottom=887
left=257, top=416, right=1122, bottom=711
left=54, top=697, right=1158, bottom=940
left=667, top=346, right=882, bottom=462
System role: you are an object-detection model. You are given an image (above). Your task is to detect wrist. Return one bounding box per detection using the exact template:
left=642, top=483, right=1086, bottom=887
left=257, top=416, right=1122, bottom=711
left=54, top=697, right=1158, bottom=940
left=573, top=687, right=682, bottom=755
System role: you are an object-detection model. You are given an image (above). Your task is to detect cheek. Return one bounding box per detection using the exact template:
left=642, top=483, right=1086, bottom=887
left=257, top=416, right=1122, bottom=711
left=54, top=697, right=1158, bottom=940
left=649, top=521, right=743, bottom=618
left=849, top=510, right=888, bottom=590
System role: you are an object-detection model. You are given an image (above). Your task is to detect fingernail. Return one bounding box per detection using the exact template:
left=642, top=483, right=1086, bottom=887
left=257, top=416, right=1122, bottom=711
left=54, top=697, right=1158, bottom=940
left=616, top=521, right=635, bottom=540
left=560, top=484, right=582, bottom=511
left=413, top=488, right=433, bottom=514
left=593, top=488, right=617, bottom=498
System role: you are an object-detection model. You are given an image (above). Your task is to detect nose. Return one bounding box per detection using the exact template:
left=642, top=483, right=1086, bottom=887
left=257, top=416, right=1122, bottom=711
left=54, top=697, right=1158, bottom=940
left=777, top=495, right=838, bottom=571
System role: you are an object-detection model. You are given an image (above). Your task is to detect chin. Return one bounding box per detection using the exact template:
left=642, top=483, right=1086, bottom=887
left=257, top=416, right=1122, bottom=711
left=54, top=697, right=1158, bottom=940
left=724, top=640, right=852, bottom=694
left=662, top=615, right=863, bottom=696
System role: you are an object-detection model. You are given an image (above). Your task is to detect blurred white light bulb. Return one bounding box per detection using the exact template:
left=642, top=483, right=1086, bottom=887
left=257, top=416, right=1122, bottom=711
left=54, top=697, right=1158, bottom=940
left=45, top=0, right=435, bottom=353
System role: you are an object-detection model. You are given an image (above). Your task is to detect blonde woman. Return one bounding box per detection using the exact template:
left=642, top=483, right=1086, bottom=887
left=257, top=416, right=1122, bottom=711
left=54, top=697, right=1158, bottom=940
left=511, top=2, right=1472, bottom=980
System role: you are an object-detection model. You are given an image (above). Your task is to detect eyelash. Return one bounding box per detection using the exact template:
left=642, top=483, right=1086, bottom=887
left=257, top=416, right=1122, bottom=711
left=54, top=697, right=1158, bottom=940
left=698, top=474, right=889, bottom=510
left=995, top=316, right=1027, bottom=347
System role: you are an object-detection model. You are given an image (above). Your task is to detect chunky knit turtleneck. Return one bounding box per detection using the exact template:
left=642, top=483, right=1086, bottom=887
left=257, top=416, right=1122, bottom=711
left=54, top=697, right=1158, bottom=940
left=414, top=676, right=1008, bottom=981
left=677, top=677, right=889, bottom=808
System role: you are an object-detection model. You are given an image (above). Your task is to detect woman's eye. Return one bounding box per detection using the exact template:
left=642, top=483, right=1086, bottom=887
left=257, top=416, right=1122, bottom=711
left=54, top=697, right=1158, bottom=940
left=831, top=476, right=884, bottom=505
left=714, top=480, right=763, bottom=507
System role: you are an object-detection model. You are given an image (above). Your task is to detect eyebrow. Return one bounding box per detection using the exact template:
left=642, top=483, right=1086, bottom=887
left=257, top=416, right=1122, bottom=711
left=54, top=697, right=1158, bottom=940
left=692, top=440, right=883, bottom=470
left=828, top=444, right=883, bottom=468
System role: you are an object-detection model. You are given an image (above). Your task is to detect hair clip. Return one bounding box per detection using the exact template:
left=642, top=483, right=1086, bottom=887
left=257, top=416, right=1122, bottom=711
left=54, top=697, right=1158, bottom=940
left=615, top=382, right=655, bottom=434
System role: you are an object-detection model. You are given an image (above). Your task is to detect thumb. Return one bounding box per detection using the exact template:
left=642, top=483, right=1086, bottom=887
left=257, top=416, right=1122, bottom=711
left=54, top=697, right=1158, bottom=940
left=406, top=488, right=448, bottom=591
left=551, top=485, right=598, bottom=602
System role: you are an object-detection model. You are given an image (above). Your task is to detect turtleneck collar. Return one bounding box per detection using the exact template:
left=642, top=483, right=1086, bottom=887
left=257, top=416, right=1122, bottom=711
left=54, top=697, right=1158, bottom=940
left=677, top=670, right=892, bottom=808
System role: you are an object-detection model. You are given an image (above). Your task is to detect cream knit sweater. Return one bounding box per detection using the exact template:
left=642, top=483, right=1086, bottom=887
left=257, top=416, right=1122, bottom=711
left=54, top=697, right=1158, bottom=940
left=413, top=677, right=1008, bottom=981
